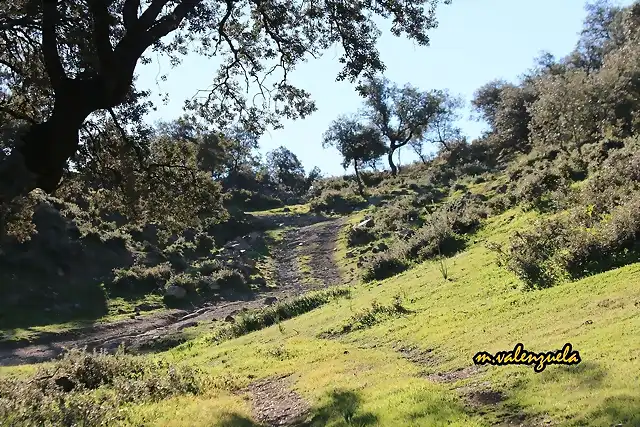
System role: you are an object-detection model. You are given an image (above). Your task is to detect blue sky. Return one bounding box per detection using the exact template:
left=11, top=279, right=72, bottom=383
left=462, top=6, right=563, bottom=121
left=135, top=0, right=629, bottom=177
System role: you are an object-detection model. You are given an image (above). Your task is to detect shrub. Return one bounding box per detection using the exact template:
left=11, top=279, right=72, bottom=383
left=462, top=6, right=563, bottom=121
left=0, top=348, right=207, bottom=426
left=212, top=288, right=351, bottom=341
left=194, top=232, right=215, bottom=255
left=362, top=247, right=409, bottom=282
left=110, top=263, right=172, bottom=293
left=346, top=226, right=376, bottom=247
left=210, top=268, right=247, bottom=290
left=309, top=190, right=366, bottom=214
left=340, top=295, right=409, bottom=333
left=491, top=193, right=640, bottom=289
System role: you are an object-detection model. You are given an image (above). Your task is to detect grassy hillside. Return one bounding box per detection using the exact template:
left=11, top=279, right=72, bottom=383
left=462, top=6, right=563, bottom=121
left=2, top=200, right=639, bottom=426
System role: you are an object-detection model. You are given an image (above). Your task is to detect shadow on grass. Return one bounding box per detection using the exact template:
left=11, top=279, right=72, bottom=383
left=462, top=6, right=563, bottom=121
left=538, top=360, right=608, bottom=389
left=573, top=395, right=640, bottom=426
left=300, top=389, right=378, bottom=427
left=215, top=413, right=261, bottom=427
left=0, top=275, right=109, bottom=335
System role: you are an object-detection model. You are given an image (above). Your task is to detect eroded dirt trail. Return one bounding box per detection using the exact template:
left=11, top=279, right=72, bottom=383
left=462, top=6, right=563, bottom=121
left=0, top=214, right=346, bottom=367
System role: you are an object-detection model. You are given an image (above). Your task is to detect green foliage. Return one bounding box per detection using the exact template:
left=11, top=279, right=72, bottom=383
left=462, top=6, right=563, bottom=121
left=309, top=190, right=367, bottom=214
left=340, top=296, right=409, bottom=333
left=111, top=263, right=172, bottom=294
left=0, top=348, right=206, bottom=426
left=211, top=288, right=351, bottom=341
left=361, top=248, right=409, bottom=282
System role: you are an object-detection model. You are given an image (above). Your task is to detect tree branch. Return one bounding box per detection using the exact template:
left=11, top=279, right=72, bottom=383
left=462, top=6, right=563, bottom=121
left=146, top=0, right=202, bottom=40
left=0, top=106, right=37, bottom=124
left=123, top=0, right=141, bottom=30
left=138, top=0, right=171, bottom=30
left=89, top=0, right=115, bottom=74
left=108, top=107, right=145, bottom=167
left=41, top=0, right=66, bottom=89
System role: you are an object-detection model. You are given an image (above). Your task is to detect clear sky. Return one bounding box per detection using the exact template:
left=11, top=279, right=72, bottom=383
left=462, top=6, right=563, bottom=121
left=135, top=0, right=631, bottom=177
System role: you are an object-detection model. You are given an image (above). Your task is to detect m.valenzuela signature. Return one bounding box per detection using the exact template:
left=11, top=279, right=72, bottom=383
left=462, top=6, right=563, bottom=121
left=473, top=343, right=581, bottom=373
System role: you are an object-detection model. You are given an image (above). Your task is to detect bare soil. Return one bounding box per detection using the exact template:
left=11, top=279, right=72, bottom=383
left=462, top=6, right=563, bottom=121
left=243, top=374, right=310, bottom=426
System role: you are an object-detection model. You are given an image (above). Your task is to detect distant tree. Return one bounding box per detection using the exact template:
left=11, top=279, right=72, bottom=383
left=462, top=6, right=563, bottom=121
left=305, top=166, right=323, bottom=192
left=410, top=90, right=464, bottom=162
left=0, top=0, right=451, bottom=205
left=567, top=0, right=626, bottom=72
left=357, top=76, right=459, bottom=175
left=472, top=80, right=536, bottom=154
left=265, top=146, right=307, bottom=196
left=322, top=115, right=386, bottom=194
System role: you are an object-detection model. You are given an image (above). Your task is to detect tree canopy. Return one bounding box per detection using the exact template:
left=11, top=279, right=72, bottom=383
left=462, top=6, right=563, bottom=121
left=0, top=0, right=452, bottom=204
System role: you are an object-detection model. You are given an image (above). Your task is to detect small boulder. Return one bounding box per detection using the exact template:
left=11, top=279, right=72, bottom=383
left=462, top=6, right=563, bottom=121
left=264, top=296, right=278, bottom=305
left=355, top=217, right=374, bottom=229
left=224, top=315, right=235, bottom=323
left=135, top=303, right=162, bottom=312
left=178, top=321, right=199, bottom=330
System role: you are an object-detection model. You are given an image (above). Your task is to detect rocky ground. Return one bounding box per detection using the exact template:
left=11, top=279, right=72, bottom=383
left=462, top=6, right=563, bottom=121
left=0, top=213, right=346, bottom=367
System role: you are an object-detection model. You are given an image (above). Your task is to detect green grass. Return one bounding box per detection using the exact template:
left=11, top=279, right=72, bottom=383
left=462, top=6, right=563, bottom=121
left=249, top=203, right=311, bottom=216
left=3, top=208, right=640, bottom=426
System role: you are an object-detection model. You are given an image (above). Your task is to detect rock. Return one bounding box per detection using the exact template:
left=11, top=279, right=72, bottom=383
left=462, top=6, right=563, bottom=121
left=356, top=218, right=374, bottom=229
left=224, top=238, right=251, bottom=251
left=345, top=251, right=355, bottom=258
left=372, top=246, right=380, bottom=254
left=178, top=321, right=199, bottom=330
left=165, top=285, right=187, bottom=299
left=135, top=303, right=162, bottom=312
left=278, top=223, right=285, bottom=227
left=224, top=315, right=235, bottom=323
left=264, top=296, right=278, bottom=305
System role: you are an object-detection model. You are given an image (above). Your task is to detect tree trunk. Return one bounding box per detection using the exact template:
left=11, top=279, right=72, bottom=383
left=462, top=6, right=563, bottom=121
left=387, top=148, right=398, bottom=176
left=0, top=77, right=130, bottom=205
left=353, top=160, right=364, bottom=197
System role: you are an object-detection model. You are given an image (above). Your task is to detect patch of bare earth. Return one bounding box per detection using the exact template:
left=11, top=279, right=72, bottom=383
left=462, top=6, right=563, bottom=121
left=273, top=218, right=345, bottom=292
left=243, top=374, right=310, bottom=426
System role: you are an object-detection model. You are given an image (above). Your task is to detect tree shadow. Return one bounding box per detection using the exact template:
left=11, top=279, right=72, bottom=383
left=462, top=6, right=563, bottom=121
left=538, top=360, right=607, bottom=389
left=573, top=395, right=640, bottom=426
left=0, top=273, right=109, bottom=332
left=298, top=389, right=379, bottom=427
left=215, top=413, right=262, bottom=427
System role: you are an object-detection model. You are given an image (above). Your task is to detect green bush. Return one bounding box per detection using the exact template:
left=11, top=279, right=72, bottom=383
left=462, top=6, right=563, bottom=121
left=491, top=193, right=640, bottom=289
left=110, top=263, right=172, bottom=294
left=211, top=268, right=247, bottom=290
left=0, top=348, right=207, bottom=426
left=346, top=226, right=377, bottom=247
left=362, top=247, right=409, bottom=282
left=309, top=190, right=366, bottom=214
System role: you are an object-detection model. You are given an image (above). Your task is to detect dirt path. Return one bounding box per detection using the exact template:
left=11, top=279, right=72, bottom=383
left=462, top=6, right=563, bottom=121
left=0, top=214, right=346, bottom=367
